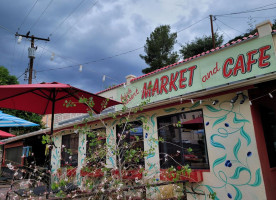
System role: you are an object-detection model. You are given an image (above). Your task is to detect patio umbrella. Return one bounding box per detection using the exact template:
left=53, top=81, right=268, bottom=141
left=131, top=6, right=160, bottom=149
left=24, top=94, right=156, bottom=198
left=0, top=111, right=39, bottom=127
left=0, top=130, right=15, bottom=138
left=0, top=82, right=121, bottom=135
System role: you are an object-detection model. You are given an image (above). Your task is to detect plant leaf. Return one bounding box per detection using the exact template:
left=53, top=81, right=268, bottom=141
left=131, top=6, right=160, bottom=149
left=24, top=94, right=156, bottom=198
left=233, top=113, right=249, bottom=124
left=210, top=134, right=225, bottom=149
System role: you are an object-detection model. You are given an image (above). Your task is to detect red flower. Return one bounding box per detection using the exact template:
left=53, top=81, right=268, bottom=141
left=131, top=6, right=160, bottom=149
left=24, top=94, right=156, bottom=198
left=177, top=166, right=182, bottom=171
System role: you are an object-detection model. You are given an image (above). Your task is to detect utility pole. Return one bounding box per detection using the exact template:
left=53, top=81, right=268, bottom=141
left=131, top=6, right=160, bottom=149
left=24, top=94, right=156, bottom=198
left=209, top=15, right=215, bottom=49
left=15, top=32, right=50, bottom=84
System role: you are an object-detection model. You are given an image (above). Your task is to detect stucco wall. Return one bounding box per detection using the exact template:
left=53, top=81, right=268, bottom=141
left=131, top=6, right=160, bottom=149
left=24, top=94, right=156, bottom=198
left=50, top=90, right=266, bottom=199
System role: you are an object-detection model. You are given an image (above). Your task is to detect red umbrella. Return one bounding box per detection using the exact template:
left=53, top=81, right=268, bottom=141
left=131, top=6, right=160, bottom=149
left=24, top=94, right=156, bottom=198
left=0, top=82, right=121, bottom=134
left=0, top=130, right=15, bottom=138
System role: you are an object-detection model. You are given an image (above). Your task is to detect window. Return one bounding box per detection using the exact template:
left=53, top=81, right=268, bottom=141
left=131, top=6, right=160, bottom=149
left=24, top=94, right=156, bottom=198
left=5, top=146, right=23, bottom=165
left=260, top=106, right=276, bottom=168
left=61, top=133, right=79, bottom=167
left=158, top=110, right=209, bottom=169
left=86, top=128, right=106, bottom=167
left=116, top=121, right=144, bottom=167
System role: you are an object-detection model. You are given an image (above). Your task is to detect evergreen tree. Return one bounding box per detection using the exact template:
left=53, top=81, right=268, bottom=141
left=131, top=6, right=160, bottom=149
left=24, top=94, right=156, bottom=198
left=140, top=25, right=179, bottom=74
left=179, top=32, right=223, bottom=59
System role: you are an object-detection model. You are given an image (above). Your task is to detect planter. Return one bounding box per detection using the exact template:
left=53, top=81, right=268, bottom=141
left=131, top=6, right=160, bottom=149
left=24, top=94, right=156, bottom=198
left=67, top=168, right=77, bottom=177
left=112, top=169, right=143, bottom=180
left=80, top=168, right=104, bottom=178
left=160, top=169, right=203, bottom=183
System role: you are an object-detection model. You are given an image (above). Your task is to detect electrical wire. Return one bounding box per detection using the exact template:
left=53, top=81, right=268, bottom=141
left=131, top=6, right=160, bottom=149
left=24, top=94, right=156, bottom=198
left=54, top=0, right=99, bottom=41
left=0, top=24, right=14, bottom=34
left=36, top=46, right=143, bottom=72
left=176, top=16, right=208, bottom=33
left=216, top=18, right=244, bottom=34
left=18, top=0, right=39, bottom=31
left=214, top=20, right=231, bottom=40
left=48, top=0, right=87, bottom=37
left=215, top=4, right=276, bottom=17
left=29, top=0, right=54, bottom=31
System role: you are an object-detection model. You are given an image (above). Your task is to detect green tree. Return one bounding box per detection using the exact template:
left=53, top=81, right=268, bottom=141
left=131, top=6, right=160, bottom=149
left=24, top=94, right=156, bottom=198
left=140, top=25, right=179, bottom=74
left=0, top=66, right=43, bottom=135
left=179, top=32, right=223, bottom=59
left=0, top=66, right=18, bottom=85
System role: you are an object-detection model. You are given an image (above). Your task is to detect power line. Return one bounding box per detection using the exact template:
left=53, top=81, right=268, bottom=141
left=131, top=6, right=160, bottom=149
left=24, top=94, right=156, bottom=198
left=214, top=20, right=231, bottom=40
left=176, top=16, right=208, bottom=33
left=18, top=0, right=39, bottom=31
left=215, top=4, right=276, bottom=17
left=36, top=16, right=209, bottom=73
left=29, top=0, right=54, bottom=31
left=48, top=0, right=87, bottom=37
left=0, top=24, right=14, bottom=34
left=54, top=0, right=99, bottom=41
left=36, top=46, right=143, bottom=72
left=216, top=18, right=244, bottom=34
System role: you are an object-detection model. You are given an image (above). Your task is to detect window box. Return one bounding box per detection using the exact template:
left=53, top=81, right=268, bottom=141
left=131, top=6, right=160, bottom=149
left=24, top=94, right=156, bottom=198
left=112, top=169, right=143, bottom=180
left=160, top=169, right=203, bottom=183
left=80, top=168, right=104, bottom=178
left=67, top=168, right=77, bottom=177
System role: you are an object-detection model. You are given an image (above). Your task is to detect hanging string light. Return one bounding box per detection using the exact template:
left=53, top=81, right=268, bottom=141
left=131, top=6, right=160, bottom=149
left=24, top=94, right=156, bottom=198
left=17, top=36, right=22, bottom=44
left=269, top=93, right=273, bottom=98
left=79, top=65, right=83, bottom=72
left=102, top=75, right=106, bottom=82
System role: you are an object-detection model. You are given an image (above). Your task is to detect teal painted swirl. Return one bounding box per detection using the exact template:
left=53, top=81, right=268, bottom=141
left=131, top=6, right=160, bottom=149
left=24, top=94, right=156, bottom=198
left=213, top=154, right=227, bottom=169
left=230, top=166, right=251, bottom=179
left=233, top=113, right=249, bottom=124
left=211, top=134, right=225, bottom=149
left=205, top=105, right=221, bottom=112
left=233, top=139, right=241, bottom=161
left=213, top=115, right=227, bottom=127
left=250, top=168, right=262, bottom=187
left=240, top=127, right=251, bottom=146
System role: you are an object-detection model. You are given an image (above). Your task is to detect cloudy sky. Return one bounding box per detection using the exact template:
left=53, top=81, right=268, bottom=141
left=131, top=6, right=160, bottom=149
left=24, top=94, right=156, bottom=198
left=0, top=0, right=275, bottom=93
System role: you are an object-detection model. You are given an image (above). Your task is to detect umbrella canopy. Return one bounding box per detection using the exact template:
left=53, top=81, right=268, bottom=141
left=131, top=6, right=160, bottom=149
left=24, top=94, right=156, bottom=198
left=0, top=82, right=121, bottom=134
left=0, top=82, right=120, bottom=115
left=0, top=111, right=39, bottom=127
left=0, top=130, right=15, bottom=138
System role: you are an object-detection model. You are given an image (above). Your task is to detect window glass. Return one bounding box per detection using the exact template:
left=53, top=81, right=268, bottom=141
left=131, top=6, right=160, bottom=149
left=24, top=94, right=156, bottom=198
left=86, top=128, right=106, bottom=167
left=116, top=121, right=144, bottom=168
left=61, top=133, right=79, bottom=167
left=158, top=110, right=209, bottom=169
left=5, top=146, right=23, bottom=165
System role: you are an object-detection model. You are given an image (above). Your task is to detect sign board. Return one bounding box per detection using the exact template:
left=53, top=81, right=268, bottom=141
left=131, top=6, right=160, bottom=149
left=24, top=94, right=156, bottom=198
left=116, top=35, right=276, bottom=109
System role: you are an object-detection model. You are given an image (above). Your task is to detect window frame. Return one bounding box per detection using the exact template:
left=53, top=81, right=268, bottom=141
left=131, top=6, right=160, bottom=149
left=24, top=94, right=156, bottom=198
left=61, top=133, right=79, bottom=167
left=157, top=109, right=209, bottom=170
left=116, top=121, right=145, bottom=168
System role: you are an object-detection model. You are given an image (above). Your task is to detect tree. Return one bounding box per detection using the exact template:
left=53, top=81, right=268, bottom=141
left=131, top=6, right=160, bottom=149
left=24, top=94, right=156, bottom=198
left=0, top=66, right=18, bottom=85
left=179, top=32, right=223, bottom=59
left=140, top=25, right=179, bottom=74
left=0, top=66, right=43, bottom=135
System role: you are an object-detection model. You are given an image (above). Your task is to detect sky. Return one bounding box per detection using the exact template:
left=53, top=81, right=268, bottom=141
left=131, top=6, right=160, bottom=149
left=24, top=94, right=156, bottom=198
left=0, top=0, right=276, bottom=93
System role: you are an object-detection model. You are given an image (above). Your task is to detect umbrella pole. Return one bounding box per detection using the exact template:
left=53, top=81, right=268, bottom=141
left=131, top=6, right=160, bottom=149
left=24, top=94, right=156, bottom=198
left=47, top=92, right=56, bottom=199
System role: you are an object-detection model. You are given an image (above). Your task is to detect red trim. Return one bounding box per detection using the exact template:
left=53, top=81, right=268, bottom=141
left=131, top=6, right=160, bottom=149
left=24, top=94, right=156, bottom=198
left=249, top=86, right=276, bottom=200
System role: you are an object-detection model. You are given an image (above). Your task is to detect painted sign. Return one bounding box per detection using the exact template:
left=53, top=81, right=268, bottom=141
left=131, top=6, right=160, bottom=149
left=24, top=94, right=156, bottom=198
left=116, top=35, right=276, bottom=109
